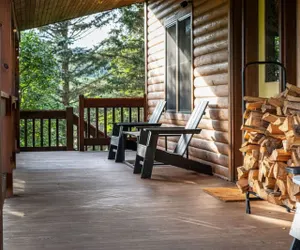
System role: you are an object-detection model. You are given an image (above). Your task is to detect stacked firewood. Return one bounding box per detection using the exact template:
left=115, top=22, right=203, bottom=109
left=237, top=83, right=300, bottom=209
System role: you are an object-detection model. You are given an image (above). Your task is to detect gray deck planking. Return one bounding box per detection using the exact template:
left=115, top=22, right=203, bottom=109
left=3, top=152, right=294, bottom=250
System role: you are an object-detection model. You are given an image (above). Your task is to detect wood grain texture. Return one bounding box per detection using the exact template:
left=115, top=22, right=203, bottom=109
left=146, top=0, right=230, bottom=178
left=14, top=0, right=144, bottom=30
left=3, top=152, right=294, bottom=250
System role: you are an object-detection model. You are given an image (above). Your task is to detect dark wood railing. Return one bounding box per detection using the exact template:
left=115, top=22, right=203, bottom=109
left=79, top=95, right=146, bottom=151
left=19, top=108, right=74, bottom=151
left=18, top=95, right=146, bottom=152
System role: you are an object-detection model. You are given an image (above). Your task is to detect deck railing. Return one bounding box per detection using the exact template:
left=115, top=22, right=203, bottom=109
left=79, top=95, right=146, bottom=151
left=19, top=108, right=75, bottom=151
left=19, top=95, right=147, bottom=152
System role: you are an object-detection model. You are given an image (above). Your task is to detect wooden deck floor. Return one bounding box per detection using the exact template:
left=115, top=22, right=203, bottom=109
left=3, top=152, right=294, bottom=250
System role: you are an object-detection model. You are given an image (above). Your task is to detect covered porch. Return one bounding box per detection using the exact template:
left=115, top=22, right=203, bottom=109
left=4, top=151, right=293, bottom=249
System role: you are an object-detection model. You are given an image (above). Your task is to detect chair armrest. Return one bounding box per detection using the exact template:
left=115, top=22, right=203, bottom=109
left=135, top=124, right=162, bottom=129
left=286, top=167, right=300, bottom=175
left=144, top=127, right=201, bottom=135
left=116, top=122, right=161, bottom=127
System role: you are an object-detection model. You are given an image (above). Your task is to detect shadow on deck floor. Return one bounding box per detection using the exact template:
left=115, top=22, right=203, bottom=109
left=3, top=152, right=294, bottom=250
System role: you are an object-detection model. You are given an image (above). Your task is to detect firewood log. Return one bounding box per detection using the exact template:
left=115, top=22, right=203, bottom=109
left=273, top=162, right=288, bottom=180
left=237, top=166, right=249, bottom=179
left=270, top=149, right=291, bottom=162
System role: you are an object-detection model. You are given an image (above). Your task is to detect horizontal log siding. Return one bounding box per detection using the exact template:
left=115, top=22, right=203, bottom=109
left=147, top=0, right=229, bottom=179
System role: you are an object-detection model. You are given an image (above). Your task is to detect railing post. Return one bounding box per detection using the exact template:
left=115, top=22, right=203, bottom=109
left=79, top=95, right=85, bottom=151
left=66, top=107, right=74, bottom=151
left=143, top=93, right=147, bottom=122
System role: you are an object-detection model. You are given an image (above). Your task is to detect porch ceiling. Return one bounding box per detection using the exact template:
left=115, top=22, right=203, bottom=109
left=13, top=0, right=144, bottom=31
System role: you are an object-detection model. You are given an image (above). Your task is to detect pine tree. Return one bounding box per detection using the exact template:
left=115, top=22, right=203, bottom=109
left=39, top=12, right=113, bottom=107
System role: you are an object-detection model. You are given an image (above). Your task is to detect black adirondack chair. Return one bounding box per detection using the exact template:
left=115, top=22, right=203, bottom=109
left=108, top=100, right=166, bottom=162
left=286, top=167, right=300, bottom=250
left=133, top=101, right=213, bottom=179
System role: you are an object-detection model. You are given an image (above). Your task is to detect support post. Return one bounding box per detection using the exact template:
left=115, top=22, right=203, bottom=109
left=79, top=95, right=85, bottom=152
left=5, top=172, right=13, bottom=198
left=143, top=93, right=147, bottom=122
left=66, top=107, right=74, bottom=151
left=144, top=1, right=148, bottom=123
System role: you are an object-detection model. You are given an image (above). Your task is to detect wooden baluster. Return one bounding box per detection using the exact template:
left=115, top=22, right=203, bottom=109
left=100, top=108, right=103, bottom=151
left=143, top=93, right=147, bottom=122
left=129, top=107, right=132, bottom=132
left=32, top=119, right=35, bottom=148
left=96, top=108, right=99, bottom=138
left=87, top=108, right=91, bottom=151
left=66, top=107, right=74, bottom=151
left=112, top=108, right=115, bottom=124
left=129, top=107, right=132, bottom=122
left=104, top=107, right=107, bottom=139
left=79, top=95, right=85, bottom=151
left=95, top=108, right=99, bottom=151
left=121, top=107, right=124, bottom=122
left=138, top=107, right=141, bottom=122
left=40, top=119, right=44, bottom=147
left=48, top=119, right=51, bottom=147
left=56, top=119, right=59, bottom=147
left=87, top=108, right=91, bottom=139
left=24, top=119, right=28, bottom=147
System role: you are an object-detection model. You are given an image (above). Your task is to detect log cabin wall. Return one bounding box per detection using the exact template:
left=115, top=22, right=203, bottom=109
left=146, top=0, right=230, bottom=179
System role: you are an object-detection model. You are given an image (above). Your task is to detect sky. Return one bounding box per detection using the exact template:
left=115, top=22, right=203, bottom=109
left=72, top=24, right=111, bottom=49
left=72, top=14, right=112, bottom=49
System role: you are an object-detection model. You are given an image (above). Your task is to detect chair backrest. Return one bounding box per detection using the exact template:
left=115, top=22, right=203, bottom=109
left=174, top=101, right=209, bottom=156
left=148, top=100, right=166, bottom=123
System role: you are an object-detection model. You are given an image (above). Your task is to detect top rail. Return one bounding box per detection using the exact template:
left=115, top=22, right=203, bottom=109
left=83, top=96, right=145, bottom=108
left=20, top=110, right=66, bottom=119
left=79, top=95, right=147, bottom=151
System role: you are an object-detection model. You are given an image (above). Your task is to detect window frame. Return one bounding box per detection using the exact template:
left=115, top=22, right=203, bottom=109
left=264, top=0, right=280, bottom=83
left=164, top=9, right=193, bottom=114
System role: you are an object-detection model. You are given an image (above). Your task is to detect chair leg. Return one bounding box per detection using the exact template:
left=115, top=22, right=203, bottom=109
left=108, top=144, right=116, bottom=160
left=133, top=155, right=143, bottom=174
left=141, top=154, right=155, bottom=179
left=290, top=238, right=300, bottom=250
left=115, top=134, right=125, bottom=163
left=140, top=133, right=158, bottom=179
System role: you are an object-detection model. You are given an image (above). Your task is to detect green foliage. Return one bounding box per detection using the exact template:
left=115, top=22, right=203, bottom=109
left=20, top=4, right=145, bottom=109
left=20, top=31, right=61, bottom=110
left=38, top=12, right=114, bottom=106
left=95, top=4, right=145, bottom=97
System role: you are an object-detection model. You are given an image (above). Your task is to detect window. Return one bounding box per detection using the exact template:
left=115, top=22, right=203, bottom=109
left=265, top=0, right=280, bottom=82
left=166, top=13, right=192, bottom=113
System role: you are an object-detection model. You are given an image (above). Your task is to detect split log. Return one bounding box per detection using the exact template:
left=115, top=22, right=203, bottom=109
left=270, top=149, right=291, bottom=162
left=286, top=83, right=300, bottom=95
left=246, top=101, right=264, bottom=111
left=248, top=169, right=259, bottom=187
left=262, top=113, right=284, bottom=124
left=244, top=96, right=268, bottom=103
left=236, top=178, right=249, bottom=193
left=243, top=154, right=258, bottom=170
left=237, top=166, right=249, bottom=179
left=267, top=124, right=284, bottom=135
left=267, top=192, right=283, bottom=205
left=268, top=97, right=284, bottom=108
left=273, top=162, right=288, bottom=180
left=239, top=144, right=259, bottom=153
left=261, top=104, right=276, bottom=113
left=286, top=95, right=300, bottom=102
left=263, top=177, right=276, bottom=189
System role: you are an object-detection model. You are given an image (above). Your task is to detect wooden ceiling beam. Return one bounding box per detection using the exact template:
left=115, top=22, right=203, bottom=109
left=13, top=0, right=144, bottom=30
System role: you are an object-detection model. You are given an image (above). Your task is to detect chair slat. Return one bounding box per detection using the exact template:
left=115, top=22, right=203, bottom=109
left=175, top=101, right=208, bottom=156
left=148, top=100, right=166, bottom=123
